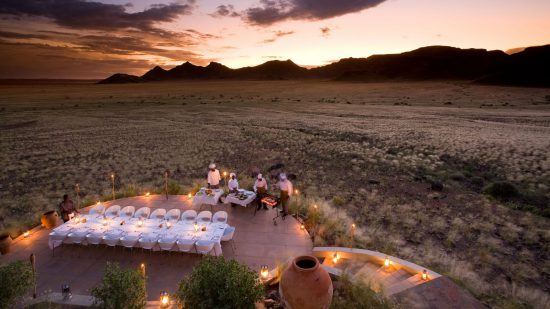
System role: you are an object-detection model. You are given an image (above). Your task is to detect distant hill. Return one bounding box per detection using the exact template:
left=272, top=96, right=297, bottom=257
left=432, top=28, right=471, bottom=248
left=99, top=45, right=550, bottom=87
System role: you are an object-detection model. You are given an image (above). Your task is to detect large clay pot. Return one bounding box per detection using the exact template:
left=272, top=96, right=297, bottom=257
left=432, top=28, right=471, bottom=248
left=0, top=234, right=12, bottom=255
left=280, top=255, right=333, bottom=309
left=41, top=210, right=61, bottom=229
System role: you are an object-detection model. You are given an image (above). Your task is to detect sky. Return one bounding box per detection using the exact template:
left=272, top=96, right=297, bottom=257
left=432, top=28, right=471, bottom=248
left=0, top=0, right=549, bottom=79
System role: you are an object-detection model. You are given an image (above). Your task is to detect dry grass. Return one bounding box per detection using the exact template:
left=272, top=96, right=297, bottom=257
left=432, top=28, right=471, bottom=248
left=0, top=80, right=549, bottom=308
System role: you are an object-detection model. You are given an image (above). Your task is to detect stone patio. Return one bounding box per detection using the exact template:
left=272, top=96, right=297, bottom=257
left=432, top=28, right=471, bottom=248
left=0, top=195, right=312, bottom=300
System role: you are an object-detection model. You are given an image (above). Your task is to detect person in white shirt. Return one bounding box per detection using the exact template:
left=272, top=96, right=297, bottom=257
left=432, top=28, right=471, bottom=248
left=228, top=173, right=239, bottom=193
left=207, top=163, right=221, bottom=189
left=254, top=173, right=269, bottom=211
left=277, top=173, right=293, bottom=216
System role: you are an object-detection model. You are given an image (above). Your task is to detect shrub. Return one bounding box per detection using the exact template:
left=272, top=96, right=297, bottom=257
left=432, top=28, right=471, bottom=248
left=91, top=262, right=146, bottom=309
left=483, top=182, right=519, bottom=201
left=167, top=180, right=182, bottom=195
left=0, top=260, right=35, bottom=309
left=175, top=256, right=264, bottom=309
left=331, top=274, right=393, bottom=309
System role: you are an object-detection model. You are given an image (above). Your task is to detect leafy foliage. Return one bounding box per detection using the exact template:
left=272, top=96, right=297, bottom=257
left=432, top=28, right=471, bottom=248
left=483, top=181, right=519, bottom=201
left=91, top=262, right=146, bottom=309
left=175, top=256, right=264, bottom=309
left=0, top=260, right=35, bottom=309
left=330, top=274, right=393, bottom=309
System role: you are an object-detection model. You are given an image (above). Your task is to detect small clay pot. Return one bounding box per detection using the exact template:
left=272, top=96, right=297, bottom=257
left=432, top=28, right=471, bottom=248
left=41, top=210, right=61, bottom=229
left=279, top=255, right=333, bottom=309
left=0, top=234, right=12, bottom=255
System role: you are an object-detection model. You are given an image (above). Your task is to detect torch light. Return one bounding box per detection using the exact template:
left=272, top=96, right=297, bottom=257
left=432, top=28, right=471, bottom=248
left=140, top=263, right=146, bottom=277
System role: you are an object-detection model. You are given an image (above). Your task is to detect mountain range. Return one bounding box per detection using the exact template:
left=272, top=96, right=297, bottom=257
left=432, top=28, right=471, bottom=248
left=99, top=45, right=550, bottom=87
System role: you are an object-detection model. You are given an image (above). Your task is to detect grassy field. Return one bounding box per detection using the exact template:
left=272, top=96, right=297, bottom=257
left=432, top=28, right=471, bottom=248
left=0, top=80, right=549, bottom=308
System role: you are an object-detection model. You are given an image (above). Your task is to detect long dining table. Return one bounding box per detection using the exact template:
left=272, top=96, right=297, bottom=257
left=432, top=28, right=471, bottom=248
left=49, top=213, right=227, bottom=256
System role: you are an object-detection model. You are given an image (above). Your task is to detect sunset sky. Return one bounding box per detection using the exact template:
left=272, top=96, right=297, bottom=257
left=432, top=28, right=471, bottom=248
left=0, top=0, right=549, bottom=79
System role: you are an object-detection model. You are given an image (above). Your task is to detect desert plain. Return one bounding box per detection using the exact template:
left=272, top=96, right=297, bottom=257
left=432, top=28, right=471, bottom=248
left=0, top=80, right=549, bottom=307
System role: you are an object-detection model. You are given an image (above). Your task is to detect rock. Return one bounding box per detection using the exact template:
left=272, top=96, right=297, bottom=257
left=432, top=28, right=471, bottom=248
left=431, top=181, right=444, bottom=191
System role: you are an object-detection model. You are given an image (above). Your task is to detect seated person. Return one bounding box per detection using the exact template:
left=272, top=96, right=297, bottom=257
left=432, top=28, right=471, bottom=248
left=59, top=194, right=79, bottom=222
left=228, top=173, right=239, bottom=193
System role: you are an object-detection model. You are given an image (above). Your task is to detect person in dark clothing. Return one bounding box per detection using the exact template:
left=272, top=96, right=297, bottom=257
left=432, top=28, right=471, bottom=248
left=59, top=194, right=78, bottom=222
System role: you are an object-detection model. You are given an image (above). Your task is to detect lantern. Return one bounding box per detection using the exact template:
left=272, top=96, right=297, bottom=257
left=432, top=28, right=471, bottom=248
left=332, top=252, right=340, bottom=264
left=140, top=263, right=146, bottom=277
left=145, top=192, right=150, bottom=197
left=23, top=231, right=30, bottom=238
left=260, top=265, right=269, bottom=279
left=384, top=256, right=391, bottom=268
left=194, top=222, right=199, bottom=232
left=160, top=291, right=169, bottom=307
left=300, top=223, right=305, bottom=230
left=187, top=193, right=192, bottom=198
left=422, top=269, right=428, bottom=281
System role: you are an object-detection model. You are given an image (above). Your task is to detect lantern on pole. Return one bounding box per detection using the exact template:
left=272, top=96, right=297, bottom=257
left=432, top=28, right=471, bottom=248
left=111, top=173, right=115, bottom=201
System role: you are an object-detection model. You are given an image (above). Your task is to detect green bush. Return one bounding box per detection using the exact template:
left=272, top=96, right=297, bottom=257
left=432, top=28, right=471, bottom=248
left=175, top=256, right=264, bottom=309
left=0, top=260, right=35, bottom=309
left=483, top=182, right=519, bottom=201
left=331, top=274, right=393, bottom=309
left=91, top=262, right=146, bottom=309
left=167, top=180, right=182, bottom=195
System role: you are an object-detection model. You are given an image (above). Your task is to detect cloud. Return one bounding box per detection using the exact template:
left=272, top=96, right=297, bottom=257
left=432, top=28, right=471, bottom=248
left=0, top=0, right=193, bottom=32
left=260, top=30, right=294, bottom=43
left=320, top=27, right=330, bottom=37
left=210, top=4, right=240, bottom=18
left=0, top=30, right=50, bottom=39
left=245, top=0, right=386, bottom=26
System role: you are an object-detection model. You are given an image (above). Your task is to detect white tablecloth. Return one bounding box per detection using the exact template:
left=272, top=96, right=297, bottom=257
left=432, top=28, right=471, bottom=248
left=192, top=188, right=224, bottom=206
left=49, top=214, right=227, bottom=256
left=225, top=189, right=256, bottom=207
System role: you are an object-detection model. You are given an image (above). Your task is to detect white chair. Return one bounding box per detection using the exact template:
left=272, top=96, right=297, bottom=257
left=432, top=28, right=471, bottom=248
left=134, top=207, right=151, bottom=219
left=221, top=226, right=236, bottom=253
left=86, top=231, right=103, bottom=245
left=120, top=233, right=140, bottom=251
left=138, top=235, right=157, bottom=251
left=158, top=235, right=177, bottom=251
left=89, top=203, right=105, bottom=215
left=165, top=209, right=181, bottom=221
left=103, top=231, right=122, bottom=247
left=120, top=206, right=135, bottom=218
left=197, top=211, right=212, bottom=223
left=212, top=211, right=228, bottom=224
left=104, top=205, right=121, bottom=218
left=150, top=208, right=167, bottom=220
left=195, top=240, right=215, bottom=255
left=176, top=238, right=196, bottom=253
left=181, top=210, right=197, bottom=222
left=66, top=230, right=88, bottom=244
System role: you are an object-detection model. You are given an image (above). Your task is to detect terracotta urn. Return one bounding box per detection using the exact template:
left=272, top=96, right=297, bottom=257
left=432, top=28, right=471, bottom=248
left=41, top=210, right=61, bottom=229
left=280, top=255, right=333, bottom=309
left=0, top=233, right=12, bottom=255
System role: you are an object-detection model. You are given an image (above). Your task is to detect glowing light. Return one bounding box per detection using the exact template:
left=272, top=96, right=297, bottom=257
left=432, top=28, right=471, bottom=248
left=351, top=223, right=356, bottom=229
left=188, top=193, right=192, bottom=198
left=138, top=220, right=143, bottom=227
left=260, top=265, right=269, bottom=279
left=422, top=269, right=428, bottom=281
left=300, top=223, right=305, bottom=230
left=166, top=221, right=172, bottom=228
left=160, top=291, right=169, bottom=307
left=23, top=231, right=30, bottom=238
left=96, top=201, right=100, bottom=205
left=223, top=171, right=228, bottom=177
left=332, top=252, right=340, bottom=264
left=140, top=263, right=146, bottom=277
left=314, top=204, right=318, bottom=210
left=145, top=192, right=150, bottom=197
left=384, top=256, right=391, bottom=268
left=294, top=189, right=299, bottom=195
left=111, top=173, right=114, bottom=179
left=194, top=222, right=199, bottom=232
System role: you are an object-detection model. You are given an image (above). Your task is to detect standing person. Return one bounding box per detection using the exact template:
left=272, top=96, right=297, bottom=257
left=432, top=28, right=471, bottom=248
left=228, top=173, right=239, bottom=193
left=59, top=194, right=78, bottom=222
left=207, top=163, right=221, bottom=189
left=277, top=173, right=293, bottom=217
left=254, top=173, right=269, bottom=211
